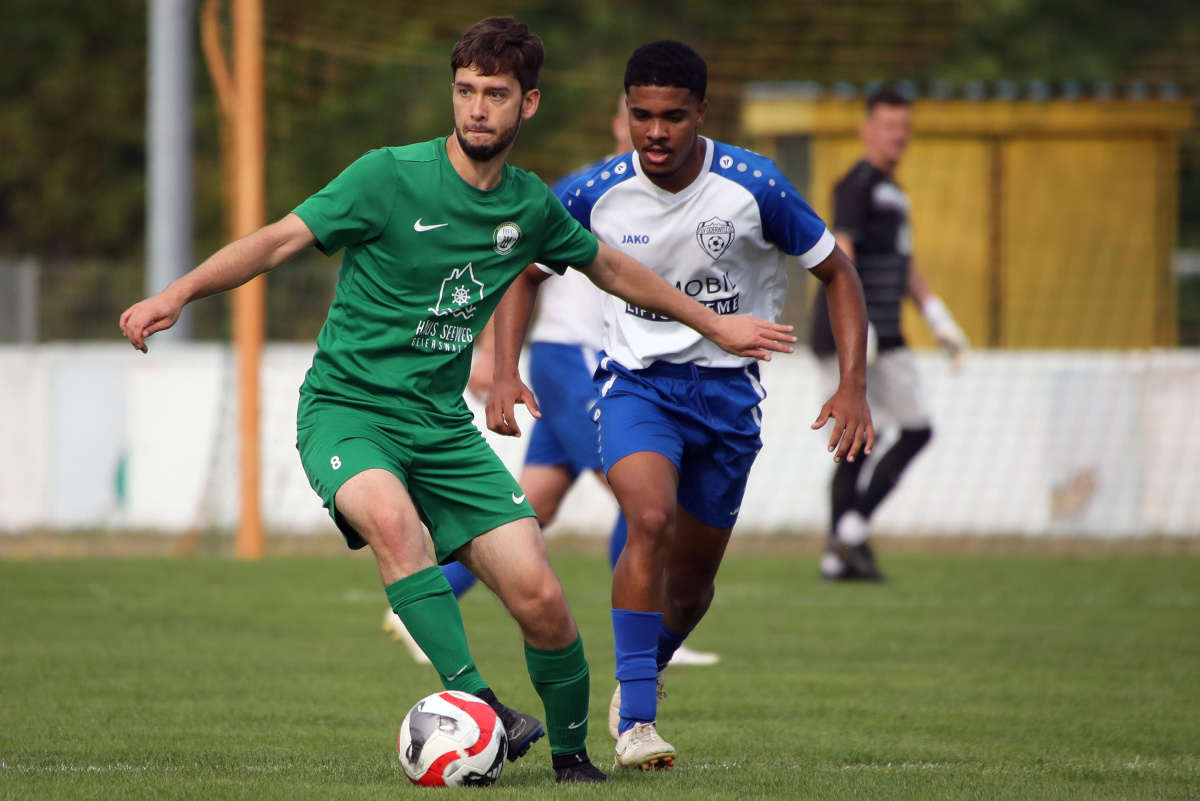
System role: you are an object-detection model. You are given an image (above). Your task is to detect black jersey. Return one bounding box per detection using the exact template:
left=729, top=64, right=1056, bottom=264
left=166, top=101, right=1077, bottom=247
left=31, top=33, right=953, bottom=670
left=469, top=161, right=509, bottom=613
left=810, top=159, right=911, bottom=355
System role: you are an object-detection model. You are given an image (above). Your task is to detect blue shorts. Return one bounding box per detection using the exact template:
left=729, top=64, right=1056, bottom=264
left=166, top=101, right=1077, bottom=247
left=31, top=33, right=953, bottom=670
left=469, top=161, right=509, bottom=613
left=592, top=355, right=765, bottom=529
left=524, top=342, right=603, bottom=479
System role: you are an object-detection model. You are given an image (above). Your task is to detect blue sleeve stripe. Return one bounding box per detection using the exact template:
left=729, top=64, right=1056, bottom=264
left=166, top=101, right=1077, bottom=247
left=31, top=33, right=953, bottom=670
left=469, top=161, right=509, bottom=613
left=555, top=153, right=637, bottom=232
left=709, top=142, right=830, bottom=258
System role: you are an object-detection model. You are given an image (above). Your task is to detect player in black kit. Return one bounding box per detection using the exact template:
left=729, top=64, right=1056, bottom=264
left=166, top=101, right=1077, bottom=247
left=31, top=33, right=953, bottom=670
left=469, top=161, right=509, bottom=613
left=810, top=89, right=969, bottom=581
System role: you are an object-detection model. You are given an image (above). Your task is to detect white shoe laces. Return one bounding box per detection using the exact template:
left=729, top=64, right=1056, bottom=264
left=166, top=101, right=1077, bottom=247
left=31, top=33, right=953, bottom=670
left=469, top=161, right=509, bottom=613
left=627, top=722, right=660, bottom=747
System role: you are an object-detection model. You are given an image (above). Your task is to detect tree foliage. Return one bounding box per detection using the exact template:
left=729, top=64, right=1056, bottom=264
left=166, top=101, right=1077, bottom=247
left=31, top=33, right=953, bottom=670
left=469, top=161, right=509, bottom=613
left=1, top=0, right=1197, bottom=340
left=0, top=0, right=148, bottom=258
left=932, top=0, right=1200, bottom=81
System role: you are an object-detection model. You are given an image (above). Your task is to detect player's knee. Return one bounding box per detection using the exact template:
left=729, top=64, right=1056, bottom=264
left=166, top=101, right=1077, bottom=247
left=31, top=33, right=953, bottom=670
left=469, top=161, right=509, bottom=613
left=534, top=504, right=559, bottom=529
left=904, top=426, right=933, bottom=452
left=667, top=582, right=714, bottom=625
left=357, top=505, right=411, bottom=542
left=513, top=575, right=570, bottom=626
left=873, top=427, right=933, bottom=489
left=628, top=504, right=675, bottom=541
left=533, top=581, right=569, bottom=620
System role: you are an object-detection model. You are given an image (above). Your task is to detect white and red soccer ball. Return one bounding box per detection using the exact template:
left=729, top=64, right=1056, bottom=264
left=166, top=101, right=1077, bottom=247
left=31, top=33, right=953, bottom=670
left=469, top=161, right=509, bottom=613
left=397, top=690, right=508, bottom=787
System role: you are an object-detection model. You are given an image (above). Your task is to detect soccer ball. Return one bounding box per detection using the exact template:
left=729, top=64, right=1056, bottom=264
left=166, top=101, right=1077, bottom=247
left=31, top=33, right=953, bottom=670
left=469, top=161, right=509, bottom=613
left=397, top=690, right=508, bottom=787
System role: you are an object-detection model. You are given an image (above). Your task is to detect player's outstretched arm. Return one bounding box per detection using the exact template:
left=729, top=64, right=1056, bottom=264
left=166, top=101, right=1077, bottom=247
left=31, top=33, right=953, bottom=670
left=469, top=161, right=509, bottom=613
left=485, top=264, right=551, bottom=438
left=810, top=245, right=875, bottom=463
left=582, top=241, right=797, bottom=361
left=119, top=213, right=316, bottom=352
left=907, top=263, right=970, bottom=369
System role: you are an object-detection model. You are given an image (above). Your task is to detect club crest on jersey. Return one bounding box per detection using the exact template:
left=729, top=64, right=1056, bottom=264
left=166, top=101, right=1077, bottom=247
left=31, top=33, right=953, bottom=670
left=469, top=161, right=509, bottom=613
left=428, top=263, right=485, bottom=319
left=696, top=217, right=735, bottom=260
left=493, top=222, right=522, bottom=255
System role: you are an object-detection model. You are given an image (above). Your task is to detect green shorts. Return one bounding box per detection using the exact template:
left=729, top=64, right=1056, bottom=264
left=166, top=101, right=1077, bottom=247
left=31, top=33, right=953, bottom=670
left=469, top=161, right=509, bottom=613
left=296, top=409, right=535, bottom=563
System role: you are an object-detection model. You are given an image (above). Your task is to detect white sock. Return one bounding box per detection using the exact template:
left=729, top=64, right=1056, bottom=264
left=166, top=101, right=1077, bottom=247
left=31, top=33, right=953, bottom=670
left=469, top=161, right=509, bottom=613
left=835, top=510, right=869, bottom=546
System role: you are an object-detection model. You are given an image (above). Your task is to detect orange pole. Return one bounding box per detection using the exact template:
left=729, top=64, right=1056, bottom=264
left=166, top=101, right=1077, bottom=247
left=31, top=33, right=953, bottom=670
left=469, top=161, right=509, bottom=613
left=231, top=0, right=265, bottom=559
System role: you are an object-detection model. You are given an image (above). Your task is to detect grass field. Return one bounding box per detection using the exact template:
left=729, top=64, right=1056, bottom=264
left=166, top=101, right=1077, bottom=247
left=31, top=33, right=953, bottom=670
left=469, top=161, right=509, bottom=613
left=2, top=548, right=1198, bottom=798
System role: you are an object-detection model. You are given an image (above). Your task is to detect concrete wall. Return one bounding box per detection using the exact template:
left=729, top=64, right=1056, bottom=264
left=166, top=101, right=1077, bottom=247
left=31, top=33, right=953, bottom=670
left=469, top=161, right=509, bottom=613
left=1, top=344, right=1197, bottom=539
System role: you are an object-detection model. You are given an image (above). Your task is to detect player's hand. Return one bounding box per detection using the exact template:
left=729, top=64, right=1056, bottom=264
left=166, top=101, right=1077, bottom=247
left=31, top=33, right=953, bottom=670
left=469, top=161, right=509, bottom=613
left=485, top=374, right=540, bottom=438
left=119, top=290, right=184, bottom=353
left=937, top=330, right=970, bottom=373
left=811, top=384, right=874, bottom=463
left=922, top=296, right=970, bottom=372
left=709, top=315, right=797, bottom=362
left=945, top=339, right=970, bottom=372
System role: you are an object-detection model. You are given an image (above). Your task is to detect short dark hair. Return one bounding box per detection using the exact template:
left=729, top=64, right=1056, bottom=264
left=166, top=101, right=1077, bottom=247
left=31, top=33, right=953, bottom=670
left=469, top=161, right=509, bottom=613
left=451, top=17, right=544, bottom=95
left=624, top=41, right=707, bottom=103
left=866, top=88, right=912, bottom=115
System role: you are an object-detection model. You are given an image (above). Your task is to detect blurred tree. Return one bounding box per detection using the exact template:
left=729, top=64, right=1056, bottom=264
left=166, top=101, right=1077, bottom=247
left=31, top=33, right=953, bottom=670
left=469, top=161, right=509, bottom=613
left=2, top=0, right=1198, bottom=340
left=0, top=0, right=148, bottom=258
left=932, top=0, right=1200, bottom=81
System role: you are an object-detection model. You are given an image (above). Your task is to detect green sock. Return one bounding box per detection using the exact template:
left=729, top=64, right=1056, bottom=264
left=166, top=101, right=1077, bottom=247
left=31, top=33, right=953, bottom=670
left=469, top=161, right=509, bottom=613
left=524, top=635, right=590, bottom=755
left=385, top=567, right=487, bottom=696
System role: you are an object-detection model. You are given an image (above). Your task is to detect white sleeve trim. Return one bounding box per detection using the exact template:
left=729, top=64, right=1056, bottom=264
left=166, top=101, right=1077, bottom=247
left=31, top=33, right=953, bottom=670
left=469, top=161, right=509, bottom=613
left=797, top=228, right=836, bottom=270
left=534, top=262, right=555, bottom=276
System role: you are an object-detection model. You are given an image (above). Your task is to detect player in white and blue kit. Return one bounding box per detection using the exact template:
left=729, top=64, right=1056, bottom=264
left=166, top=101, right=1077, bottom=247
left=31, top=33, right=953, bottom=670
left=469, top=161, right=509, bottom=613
left=487, top=42, right=874, bottom=770
left=385, top=100, right=720, bottom=666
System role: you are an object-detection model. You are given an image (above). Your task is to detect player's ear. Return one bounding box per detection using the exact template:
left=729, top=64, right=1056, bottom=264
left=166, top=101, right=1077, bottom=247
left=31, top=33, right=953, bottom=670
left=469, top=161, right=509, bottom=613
left=521, top=88, right=540, bottom=120
left=695, top=98, right=708, bottom=129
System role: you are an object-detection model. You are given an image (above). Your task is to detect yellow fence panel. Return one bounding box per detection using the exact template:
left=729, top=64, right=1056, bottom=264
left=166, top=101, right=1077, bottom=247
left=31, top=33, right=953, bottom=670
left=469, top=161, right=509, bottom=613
left=746, top=90, right=1190, bottom=349
left=807, top=137, right=861, bottom=222
left=898, top=139, right=994, bottom=349
left=1001, top=139, right=1160, bottom=348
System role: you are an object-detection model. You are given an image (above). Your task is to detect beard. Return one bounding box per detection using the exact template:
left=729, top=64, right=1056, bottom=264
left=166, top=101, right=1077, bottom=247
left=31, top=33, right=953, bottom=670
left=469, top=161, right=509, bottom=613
left=455, top=116, right=521, bottom=163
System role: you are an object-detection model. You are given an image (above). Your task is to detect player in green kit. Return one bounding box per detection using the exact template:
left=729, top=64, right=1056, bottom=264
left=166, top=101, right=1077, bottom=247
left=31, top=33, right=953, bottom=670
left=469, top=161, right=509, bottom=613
left=120, top=17, right=796, bottom=784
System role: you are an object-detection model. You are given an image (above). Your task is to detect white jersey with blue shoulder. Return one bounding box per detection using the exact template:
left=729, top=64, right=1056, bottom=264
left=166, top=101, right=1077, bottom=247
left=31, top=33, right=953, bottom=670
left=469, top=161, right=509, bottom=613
left=527, top=266, right=605, bottom=350
left=528, top=158, right=610, bottom=350
left=559, top=137, right=835, bottom=369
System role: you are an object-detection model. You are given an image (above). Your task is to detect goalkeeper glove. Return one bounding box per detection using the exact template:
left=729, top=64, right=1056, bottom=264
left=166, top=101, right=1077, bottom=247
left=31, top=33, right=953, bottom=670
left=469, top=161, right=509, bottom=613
left=921, top=295, right=969, bottom=370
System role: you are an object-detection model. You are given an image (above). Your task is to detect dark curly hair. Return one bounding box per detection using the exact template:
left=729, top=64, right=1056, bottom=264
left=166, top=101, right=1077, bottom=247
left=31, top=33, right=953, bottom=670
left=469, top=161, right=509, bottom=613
left=624, top=40, right=707, bottom=103
left=451, top=17, right=544, bottom=95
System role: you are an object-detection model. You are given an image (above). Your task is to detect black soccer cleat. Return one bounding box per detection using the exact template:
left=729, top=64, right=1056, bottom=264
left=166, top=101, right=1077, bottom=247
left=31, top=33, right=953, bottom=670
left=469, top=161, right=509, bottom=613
left=490, top=701, right=545, bottom=761
left=555, top=757, right=613, bottom=783
left=821, top=538, right=887, bottom=582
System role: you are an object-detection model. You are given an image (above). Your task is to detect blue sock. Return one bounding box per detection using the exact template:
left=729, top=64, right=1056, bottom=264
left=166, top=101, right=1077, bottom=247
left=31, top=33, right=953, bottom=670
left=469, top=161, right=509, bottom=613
left=612, top=608, right=662, bottom=734
left=656, top=621, right=689, bottom=672
left=441, top=561, right=478, bottom=599
left=608, top=512, right=628, bottom=571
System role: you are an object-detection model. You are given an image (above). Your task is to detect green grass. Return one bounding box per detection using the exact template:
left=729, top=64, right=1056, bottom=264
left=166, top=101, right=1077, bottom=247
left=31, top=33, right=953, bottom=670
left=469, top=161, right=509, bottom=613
left=1, top=551, right=1198, bottom=798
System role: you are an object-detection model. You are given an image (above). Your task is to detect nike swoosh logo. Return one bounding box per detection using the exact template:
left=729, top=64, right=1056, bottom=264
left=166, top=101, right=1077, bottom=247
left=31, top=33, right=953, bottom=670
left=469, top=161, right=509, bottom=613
left=567, top=715, right=588, bottom=729
left=512, top=492, right=526, bottom=504
left=443, top=663, right=470, bottom=682
left=414, top=218, right=449, bottom=232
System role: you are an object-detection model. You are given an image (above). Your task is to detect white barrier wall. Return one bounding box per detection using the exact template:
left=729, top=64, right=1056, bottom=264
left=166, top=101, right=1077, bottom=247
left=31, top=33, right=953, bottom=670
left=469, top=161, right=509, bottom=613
left=1, top=344, right=1197, bottom=538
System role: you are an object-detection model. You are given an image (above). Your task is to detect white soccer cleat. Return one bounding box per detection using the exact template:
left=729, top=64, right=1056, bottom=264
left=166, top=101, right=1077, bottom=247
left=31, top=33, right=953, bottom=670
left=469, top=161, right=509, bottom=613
left=382, top=608, right=431, bottom=665
left=608, top=668, right=668, bottom=740
left=614, top=721, right=675, bottom=771
left=670, top=644, right=720, bottom=666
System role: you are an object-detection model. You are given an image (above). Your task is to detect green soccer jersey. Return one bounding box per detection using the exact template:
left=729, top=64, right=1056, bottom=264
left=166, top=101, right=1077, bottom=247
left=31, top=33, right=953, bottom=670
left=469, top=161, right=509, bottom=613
left=292, top=138, right=599, bottom=427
